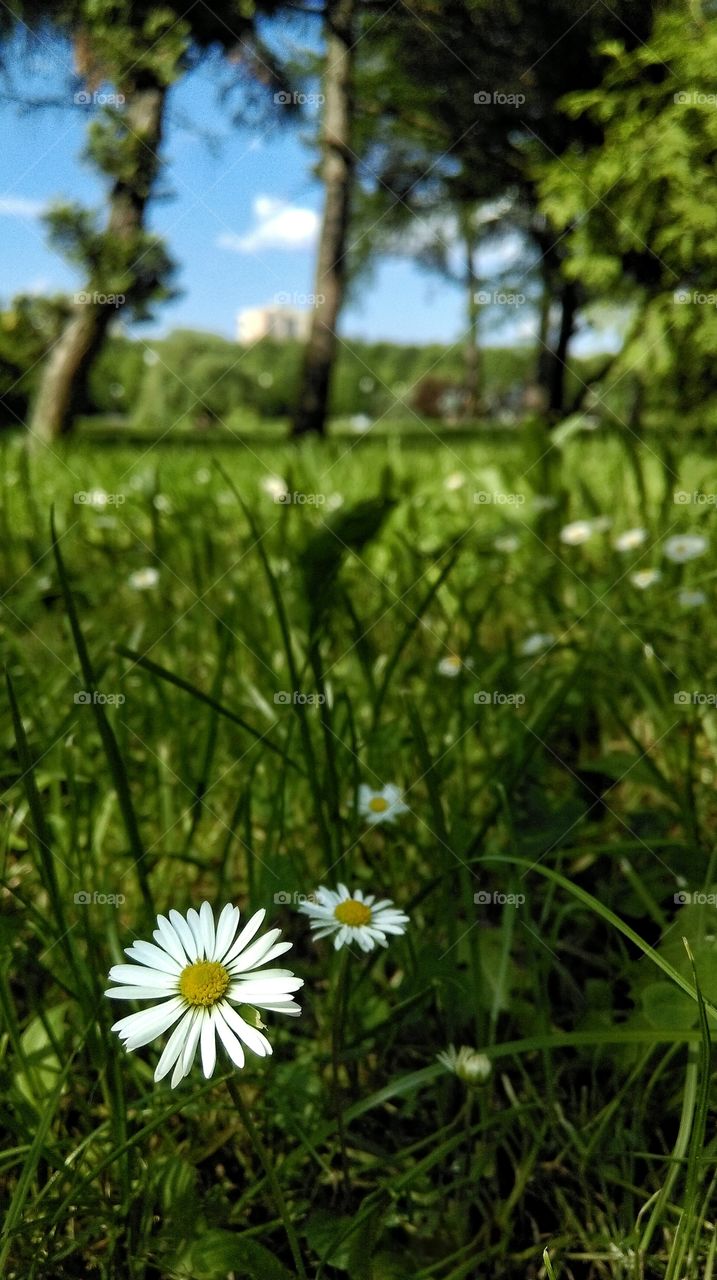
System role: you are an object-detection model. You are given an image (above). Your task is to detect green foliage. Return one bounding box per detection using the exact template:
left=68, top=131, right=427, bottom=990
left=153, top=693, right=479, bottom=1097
left=538, top=9, right=717, bottom=428
left=0, top=295, right=70, bottom=426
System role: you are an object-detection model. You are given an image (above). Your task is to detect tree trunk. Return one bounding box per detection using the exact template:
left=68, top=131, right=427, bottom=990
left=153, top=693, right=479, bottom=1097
left=461, top=218, right=481, bottom=420
left=292, top=0, right=355, bottom=438
left=535, top=275, right=577, bottom=421
left=29, top=79, right=167, bottom=444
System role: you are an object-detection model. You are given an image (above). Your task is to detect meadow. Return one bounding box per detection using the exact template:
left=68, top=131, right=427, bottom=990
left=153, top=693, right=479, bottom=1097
left=2, top=423, right=717, bottom=1279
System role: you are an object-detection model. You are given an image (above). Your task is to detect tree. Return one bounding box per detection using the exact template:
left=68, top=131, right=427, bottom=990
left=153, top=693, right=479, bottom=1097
left=345, top=0, right=665, bottom=422
left=292, top=0, right=356, bottom=437
left=24, top=0, right=291, bottom=443
left=537, top=3, right=717, bottom=431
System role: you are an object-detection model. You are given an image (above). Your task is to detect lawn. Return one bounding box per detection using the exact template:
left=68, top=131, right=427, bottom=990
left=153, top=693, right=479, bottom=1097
left=2, top=425, right=717, bottom=1279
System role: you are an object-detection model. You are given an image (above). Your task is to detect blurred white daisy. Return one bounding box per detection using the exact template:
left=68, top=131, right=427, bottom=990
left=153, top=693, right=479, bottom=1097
left=678, top=588, right=707, bottom=607
left=437, top=654, right=463, bottom=677
left=299, top=884, right=409, bottom=952
left=358, top=783, right=408, bottom=824
left=261, top=475, right=288, bottom=502
left=106, top=902, right=302, bottom=1088
left=630, top=569, right=661, bottom=590
left=444, top=472, right=466, bottom=492
left=153, top=494, right=172, bottom=514
left=560, top=519, right=594, bottom=546
left=614, top=528, right=647, bottom=552
left=663, top=534, right=708, bottom=563
left=128, top=567, right=159, bottom=591
left=437, top=1044, right=492, bottom=1085
left=519, top=632, right=555, bottom=656
left=494, top=535, right=520, bottom=553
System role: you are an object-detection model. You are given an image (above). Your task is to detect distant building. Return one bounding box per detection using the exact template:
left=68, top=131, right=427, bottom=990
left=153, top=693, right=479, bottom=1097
left=237, top=305, right=312, bottom=345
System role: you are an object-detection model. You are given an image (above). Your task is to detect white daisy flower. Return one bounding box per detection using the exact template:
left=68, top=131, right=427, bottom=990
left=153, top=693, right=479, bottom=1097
left=358, top=783, right=409, bottom=824
left=613, top=527, right=647, bottom=552
left=494, top=535, right=520, bottom=553
left=437, top=654, right=463, bottom=677
left=299, top=884, right=409, bottom=952
left=106, top=902, right=302, bottom=1088
left=444, top=471, right=466, bottom=492
left=519, top=631, right=555, bottom=656
left=128, top=566, right=159, bottom=591
left=678, top=588, right=707, bottom=607
left=630, top=569, right=661, bottom=590
left=153, top=494, right=172, bottom=514
left=559, top=519, right=595, bottom=546
left=437, top=1044, right=492, bottom=1085
left=663, top=534, right=708, bottom=563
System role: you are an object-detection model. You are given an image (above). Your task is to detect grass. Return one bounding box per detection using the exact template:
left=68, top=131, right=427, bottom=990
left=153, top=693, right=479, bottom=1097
left=1, top=421, right=716, bottom=1279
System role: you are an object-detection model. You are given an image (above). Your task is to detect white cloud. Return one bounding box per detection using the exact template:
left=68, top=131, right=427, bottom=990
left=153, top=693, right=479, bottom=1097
left=217, top=196, right=319, bottom=254
left=0, top=195, right=45, bottom=219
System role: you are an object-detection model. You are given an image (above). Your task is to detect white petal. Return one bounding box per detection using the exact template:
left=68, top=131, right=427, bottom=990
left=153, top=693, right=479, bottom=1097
left=154, top=915, right=189, bottom=965
left=181, top=1011, right=203, bottom=1074
left=154, top=1009, right=195, bottom=1082
left=337, top=883, right=350, bottom=900
left=222, top=909, right=266, bottom=966
left=213, top=904, right=240, bottom=962
left=227, top=940, right=292, bottom=974
left=106, top=984, right=181, bottom=999
left=227, top=928, right=281, bottom=974
left=168, top=909, right=199, bottom=961
left=199, top=901, right=216, bottom=959
left=220, top=1002, right=272, bottom=1057
left=124, top=1002, right=186, bottom=1050
left=125, top=941, right=182, bottom=975
left=186, top=908, right=206, bottom=959
left=112, top=996, right=184, bottom=1039
left=214, top=1006, right=246, bottom=1068
left=109, top=963, right=177, bottom=988
left=200, top=1007, right=218, bottom=1078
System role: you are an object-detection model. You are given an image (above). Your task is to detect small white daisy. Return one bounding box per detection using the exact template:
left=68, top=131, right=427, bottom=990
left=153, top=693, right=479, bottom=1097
left=153, top=494, right=172, bottom=514
left=106, top=902, right=302, bottom=1088
left=437, top=654, right=463, bottom=678
left=678, top=588, right=707, bottom=607
left=493, top=535, right=520, bottom=553
left=444, top=472, right=466, bottom=492
left=128, top=567, right=159, bottom=591
left=663, top=534, right=708, bottom=563
left=630, top=569, right=661, bottom=590
left=519, top=632, right=555, bottom=656
left=560, top=519, right=595, bottom=546
left=261, top=475, right=288, bottom=502
left=358, top=783, right=409, bottom=825
left=614, top=528, right=647, bottom=552
left=299, top=884, right=409, bottom=952
left=437, top=1044, right=492, bottom=1085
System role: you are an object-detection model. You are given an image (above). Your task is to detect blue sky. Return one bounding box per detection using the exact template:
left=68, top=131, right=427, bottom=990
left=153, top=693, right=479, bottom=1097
left=0, top=23, right=604, bottom=351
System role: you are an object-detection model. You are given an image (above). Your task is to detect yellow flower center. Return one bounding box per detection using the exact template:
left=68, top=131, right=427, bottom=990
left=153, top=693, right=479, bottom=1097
left=334, top=899, right=372, bottom=927
left=368, top=796, right=389, bottom=813
left=179, top=960, right=230, bottom=1007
